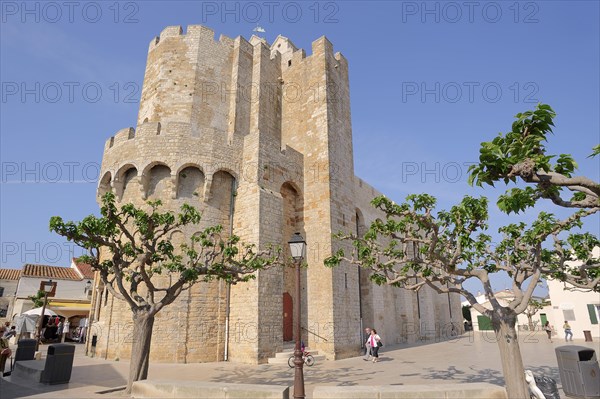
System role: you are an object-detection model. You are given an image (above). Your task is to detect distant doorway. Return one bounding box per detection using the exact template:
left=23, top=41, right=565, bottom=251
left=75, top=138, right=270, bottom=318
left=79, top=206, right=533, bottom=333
left=540, top=313, right=548, bottom=326
left=477, top=315, right=493, bottom=330
left=283, top=293, right=293, bottom=341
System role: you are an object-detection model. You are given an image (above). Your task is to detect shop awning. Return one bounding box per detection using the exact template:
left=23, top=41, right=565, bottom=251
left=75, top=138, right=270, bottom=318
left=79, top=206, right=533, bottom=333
left=47, top=301, right=91, bottom=313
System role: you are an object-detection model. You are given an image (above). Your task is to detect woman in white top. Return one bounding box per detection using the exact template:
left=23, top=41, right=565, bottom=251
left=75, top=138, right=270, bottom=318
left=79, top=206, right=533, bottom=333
left=366, top=329, right=382, bottom=363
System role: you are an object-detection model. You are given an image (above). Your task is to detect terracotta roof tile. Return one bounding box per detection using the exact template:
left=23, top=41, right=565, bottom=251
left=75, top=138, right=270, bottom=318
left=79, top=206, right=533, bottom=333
left=73, top=258, right=95, bottom=279
left=22, top=264, right=81, bottom=280
left=0, top=268, right=21, bottom=280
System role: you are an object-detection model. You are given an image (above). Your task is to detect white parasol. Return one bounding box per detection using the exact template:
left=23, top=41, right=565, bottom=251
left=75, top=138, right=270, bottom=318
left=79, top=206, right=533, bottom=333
left=23, top=307, right=58, bottom=316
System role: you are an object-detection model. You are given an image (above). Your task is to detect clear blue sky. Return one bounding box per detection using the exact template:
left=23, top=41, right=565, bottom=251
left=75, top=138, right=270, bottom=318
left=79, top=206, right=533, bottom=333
left=1, top=1, right=599, bottom=296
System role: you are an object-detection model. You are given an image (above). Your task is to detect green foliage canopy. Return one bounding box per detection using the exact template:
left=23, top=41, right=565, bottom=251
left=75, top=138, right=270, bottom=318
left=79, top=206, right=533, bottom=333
left=50, top=192, right=283, bottom=316
left=468, top=104, right=599, bottom=213
left=325, top=193, right=599, bottom=322
left=28, top=290, right=45, bottom=308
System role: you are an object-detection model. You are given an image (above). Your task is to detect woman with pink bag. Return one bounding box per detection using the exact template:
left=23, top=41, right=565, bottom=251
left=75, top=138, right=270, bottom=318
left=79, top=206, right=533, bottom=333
left=366, top=329, right=382, bottom=363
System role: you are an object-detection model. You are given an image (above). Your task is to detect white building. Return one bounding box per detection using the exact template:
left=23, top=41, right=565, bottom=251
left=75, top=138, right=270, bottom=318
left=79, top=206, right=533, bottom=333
left=11, top=258, right=94, bottom=320
left=463, top=290, right=554, bottom=332
left=547, top=280, right=599, bottom=340
left=546, top=247, right=600, bottom=340
left=0, top=268, right=21, bottom=322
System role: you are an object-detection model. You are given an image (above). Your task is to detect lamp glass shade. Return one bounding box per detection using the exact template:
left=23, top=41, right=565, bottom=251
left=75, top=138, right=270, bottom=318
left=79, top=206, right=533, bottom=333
left=42, top=280, right=53, bottom=293
left=288, top=233, right=306, bottom=260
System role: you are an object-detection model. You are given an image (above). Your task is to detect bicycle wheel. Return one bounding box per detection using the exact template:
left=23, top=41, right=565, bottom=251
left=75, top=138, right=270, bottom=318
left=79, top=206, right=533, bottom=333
left=288, top=356, right=295, bottom=368
left=305, top=354, right=315, bottom=366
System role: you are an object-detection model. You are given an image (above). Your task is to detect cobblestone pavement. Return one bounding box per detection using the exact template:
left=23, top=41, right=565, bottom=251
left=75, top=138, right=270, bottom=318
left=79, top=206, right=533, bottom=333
left=1, top=332, right=598, bottom=398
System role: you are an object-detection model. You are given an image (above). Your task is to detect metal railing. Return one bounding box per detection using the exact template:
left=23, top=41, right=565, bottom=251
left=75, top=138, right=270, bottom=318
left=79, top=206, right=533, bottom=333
left=301, top=326, right=328, bottom=342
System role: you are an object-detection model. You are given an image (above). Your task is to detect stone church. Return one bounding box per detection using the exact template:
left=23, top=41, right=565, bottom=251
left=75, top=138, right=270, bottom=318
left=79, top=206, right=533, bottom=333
left=87, top=25, right=462, bottom=364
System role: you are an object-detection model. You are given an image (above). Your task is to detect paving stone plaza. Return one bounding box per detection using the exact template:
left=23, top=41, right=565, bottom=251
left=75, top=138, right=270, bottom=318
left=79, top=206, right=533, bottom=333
left=2, top=332, right=598, bottom=398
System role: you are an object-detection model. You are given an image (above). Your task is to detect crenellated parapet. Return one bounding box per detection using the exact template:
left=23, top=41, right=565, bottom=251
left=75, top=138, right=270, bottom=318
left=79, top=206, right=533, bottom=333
left=102, top=120, right=255, bottom=174
left=103, top=121, right=182, bottom=152
left=144, top=24, right=345, bottom=79
left=137, top=24, right=348, bottom=145
left=147, top=25, right=234, bottom=53
left=98, top=118, right=306, bottom=211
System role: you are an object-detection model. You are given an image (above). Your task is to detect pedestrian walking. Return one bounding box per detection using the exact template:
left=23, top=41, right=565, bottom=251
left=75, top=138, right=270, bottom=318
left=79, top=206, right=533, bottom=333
left=62, top=320, right=70, bottom=342
left=563, top=321, right=573, bottom=341
left=543, top=321, right=553, bottom=343
left=367, top=329, right=382, bottom=363
left=363, top=327, right=372, bottom=360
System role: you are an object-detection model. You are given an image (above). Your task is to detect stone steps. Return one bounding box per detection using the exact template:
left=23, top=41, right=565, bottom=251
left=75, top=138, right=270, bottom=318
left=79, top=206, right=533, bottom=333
left=274, top=349, right=317, bottom=358
left=267, top=349, right=326, bottom=365
left=267, top=355, right=326, bottom=365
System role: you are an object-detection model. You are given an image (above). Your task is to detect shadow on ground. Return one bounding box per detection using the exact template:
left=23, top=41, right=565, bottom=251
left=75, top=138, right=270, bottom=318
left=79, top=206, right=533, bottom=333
left=209, top=365, right=371, bottom=387
left=417, top=364, right=561, bottom=388
left=0, top=363, right=126, bottom=399
left=71, top=363, right=127, bottom=387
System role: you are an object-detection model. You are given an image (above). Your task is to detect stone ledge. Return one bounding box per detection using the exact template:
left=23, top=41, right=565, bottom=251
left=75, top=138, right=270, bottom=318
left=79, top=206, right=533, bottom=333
left=312, top=383, right=507, bottom=399
left=131, top=380, right=290, bottom=398
left=12, top=360, right=45, bottom=382
left=132, top=381, right=507, bottom=399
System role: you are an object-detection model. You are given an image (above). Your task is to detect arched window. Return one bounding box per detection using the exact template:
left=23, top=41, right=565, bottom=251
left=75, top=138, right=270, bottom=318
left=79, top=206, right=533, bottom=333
left=177, top=166, right=204, bottom=199
left=146, top=164, right=171, bottom=199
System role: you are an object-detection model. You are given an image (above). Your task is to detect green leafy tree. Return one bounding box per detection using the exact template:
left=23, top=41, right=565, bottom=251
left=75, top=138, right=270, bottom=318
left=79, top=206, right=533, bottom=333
left=326, top=194, right=595, bottom=397
left=524, top=298, right=549, bottom=331
left=468, top=103, right=599, bottom=289
left=326, top=105, right=599, bottom=398
left=50, top=192, right=283, bottom=392
left=468, top=103, right=599, bottom=213
left=28, top=290, right=45, bottom=308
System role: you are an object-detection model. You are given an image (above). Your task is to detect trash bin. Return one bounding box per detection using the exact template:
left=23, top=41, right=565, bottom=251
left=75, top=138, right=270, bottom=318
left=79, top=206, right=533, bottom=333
left=555, top=345, right=600, bottom=398
left=534, top=376, right=560, bottom=399
left=14, top=339, right=37, bottom=362
left=583, top=330, right=593, bottom=342
left=40, top=344, right=75, bottom=384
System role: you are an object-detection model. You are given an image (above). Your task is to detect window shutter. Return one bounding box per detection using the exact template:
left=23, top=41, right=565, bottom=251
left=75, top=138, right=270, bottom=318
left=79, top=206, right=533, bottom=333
left=563, top=309, right=576, bottom=321
left=587, top=304, right=598, bottom=325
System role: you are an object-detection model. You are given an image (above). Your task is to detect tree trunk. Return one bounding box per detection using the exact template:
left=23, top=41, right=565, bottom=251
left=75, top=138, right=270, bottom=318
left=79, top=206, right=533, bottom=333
left=493, top=311, right=529, bottom=398
left=126, top=311, right=155, bottom=393
left=527, top=314, right=534, bottom=331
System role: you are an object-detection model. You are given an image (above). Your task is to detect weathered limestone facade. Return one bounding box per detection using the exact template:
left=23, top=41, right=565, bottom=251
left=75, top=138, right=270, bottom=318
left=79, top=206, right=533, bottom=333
left=87, top=25, right=463, bottom=364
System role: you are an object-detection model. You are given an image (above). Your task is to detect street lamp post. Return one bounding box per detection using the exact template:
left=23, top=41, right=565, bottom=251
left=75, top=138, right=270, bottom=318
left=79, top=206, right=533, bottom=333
left=288, top=232, right=306, bottom=399
left=84, top=280, right=92, bottom=295
left=36, top=279, right=54, bottom=350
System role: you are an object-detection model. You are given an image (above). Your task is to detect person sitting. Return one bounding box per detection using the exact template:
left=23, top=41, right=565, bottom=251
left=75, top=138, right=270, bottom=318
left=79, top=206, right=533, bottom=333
left=43, top=321, right=58, bottom=342
left=2, top=326, right=16, bottom=339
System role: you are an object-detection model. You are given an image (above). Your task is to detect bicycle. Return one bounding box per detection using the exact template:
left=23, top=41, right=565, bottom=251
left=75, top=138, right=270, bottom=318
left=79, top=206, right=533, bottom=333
left=288, top=351, right=315, bottom=368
